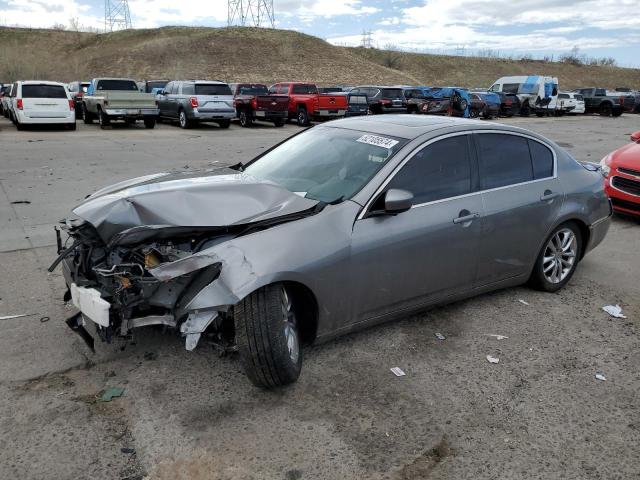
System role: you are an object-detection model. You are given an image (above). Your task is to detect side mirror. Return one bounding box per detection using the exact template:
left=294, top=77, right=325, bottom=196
left=631, top=131, right=640, bottom=143
left=384, top=189, right=413, bottom=214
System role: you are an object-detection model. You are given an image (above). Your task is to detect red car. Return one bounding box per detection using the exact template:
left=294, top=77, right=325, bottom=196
left=601, top=130, right=640, bottom=216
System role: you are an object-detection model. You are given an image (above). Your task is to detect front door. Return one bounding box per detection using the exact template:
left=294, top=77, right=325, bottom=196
left=350, top=133, right=484, bottom=323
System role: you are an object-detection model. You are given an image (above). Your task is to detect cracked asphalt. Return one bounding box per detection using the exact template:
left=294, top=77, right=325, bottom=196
left=0, top=115, right=638, bottom=480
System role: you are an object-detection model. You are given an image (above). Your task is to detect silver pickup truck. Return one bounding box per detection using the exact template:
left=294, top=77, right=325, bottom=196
left=82, top=78, right=159, bottom=129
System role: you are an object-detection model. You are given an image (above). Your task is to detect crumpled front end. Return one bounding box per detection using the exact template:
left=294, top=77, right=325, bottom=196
left=51, top=218, right=234, bottom=352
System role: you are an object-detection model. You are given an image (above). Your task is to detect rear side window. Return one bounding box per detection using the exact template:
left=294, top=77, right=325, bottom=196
left=238, top=84, right=268, bottom=95
left=196, top=84, right=232, bottom=95
left=477, top=133, right=533, bottom=189
left=22, top=84, right=67, bottom=98
left=181, top=83, right=195, bottom=95
left=503, top=83, right=520, bottom=94
left=528, top=140, right=554, bottom=179
left=388, top=135, right=473, bottom=204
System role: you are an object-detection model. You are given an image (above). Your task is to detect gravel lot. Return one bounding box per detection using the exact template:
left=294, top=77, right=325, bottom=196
left=0, top=115, right=638, bottom=480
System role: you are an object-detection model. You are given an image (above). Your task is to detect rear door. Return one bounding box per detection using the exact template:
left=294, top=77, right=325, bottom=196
left=350, top=133, right=484, bottom=321
left=21, top=84, right=69, bottom=118
left=194, top=83, right=234, bottom=113
left=474, top=132, right=562, bottom=285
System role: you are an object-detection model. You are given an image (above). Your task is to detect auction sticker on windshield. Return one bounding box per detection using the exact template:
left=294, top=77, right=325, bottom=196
left=356, top=134, right=399, bottom=149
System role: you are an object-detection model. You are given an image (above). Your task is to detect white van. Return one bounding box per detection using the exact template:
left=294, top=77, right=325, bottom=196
left=11, top=81, right=76, bottom=130
left=489, top=75, right=559, bottom=116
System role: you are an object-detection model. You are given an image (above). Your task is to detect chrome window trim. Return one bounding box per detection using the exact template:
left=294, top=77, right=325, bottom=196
left=358, top=129, right=558, bottom=220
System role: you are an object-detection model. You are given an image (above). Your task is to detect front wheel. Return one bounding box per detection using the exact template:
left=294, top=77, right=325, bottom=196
left=529, top=223, right=582, bottom=292
left=469, top=108, right=479, bottom=118
left=235, top=284, right=302, bottom=388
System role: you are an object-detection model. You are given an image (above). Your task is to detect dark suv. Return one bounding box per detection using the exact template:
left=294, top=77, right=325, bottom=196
left=67, top=81, right=90, bottom=117
left=349, top=86, right=406, bottom=114
left=157, top=80, right=235, bottom=128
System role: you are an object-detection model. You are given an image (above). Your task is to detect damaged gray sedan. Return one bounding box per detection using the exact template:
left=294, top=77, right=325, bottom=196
left=50, top=115, right=611, bottom=388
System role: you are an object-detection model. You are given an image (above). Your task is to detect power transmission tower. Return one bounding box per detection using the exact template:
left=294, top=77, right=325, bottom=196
left=361, top=30, right=373, bottom=48
left=228, top=0, right=275, bottom=28
left=104, top=0, right=132, bottom=32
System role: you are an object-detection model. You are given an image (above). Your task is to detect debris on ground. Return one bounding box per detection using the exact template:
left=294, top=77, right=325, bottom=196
left=486, top=355, right=500, bottom=364
left=518, top=299, right=530, bottom=306
left=100, top=387, right=125, bottom=402
left=121, top=447, right=136, bottom=454
left=487, top=334, right=509, bottom=340
left=10, top=200, right=31, bottom=205
left=602, top=305, right=626, bottom=319
left=595, top=374, right=607, bottom=381
left=390, top=367, right=406, bottom=377
left=0, top=314, right=30, bottom=320
left=435, top=332, right=446, bottom=340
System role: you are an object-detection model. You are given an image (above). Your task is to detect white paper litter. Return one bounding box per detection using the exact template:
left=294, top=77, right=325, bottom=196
left=595, top=374, right=606, bottom=381
left=486, top=355, right=500, bottom=364
left=435, top=332, right=446, bottom=340
left=390, top=367, right=406, bottom=377
left=487, top=334, right=509, bottom=340
left=518, top=299, right=530, bottom=306
left=602, top=305, right=626, bottom=319
left=0, top=314, right=28, bottom=320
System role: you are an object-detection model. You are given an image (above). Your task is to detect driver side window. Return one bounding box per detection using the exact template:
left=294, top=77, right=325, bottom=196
left=386, top=135, right=474, bottom=205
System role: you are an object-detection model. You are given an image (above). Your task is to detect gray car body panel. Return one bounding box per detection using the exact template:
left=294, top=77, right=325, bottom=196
left=61, top=115, right=611, bottom=348
left=157, top=80, right=235, bottom=122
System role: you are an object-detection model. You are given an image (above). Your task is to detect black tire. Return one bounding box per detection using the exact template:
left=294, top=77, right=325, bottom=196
left=599, top=103, right=612, bottom=117
left=239, top=110, right=253, bottom=128
left=273, top=118, right=285, bottom=127
left=15, top=120, right=24, bottom=131
left=469, top=108, right=479, bottom=118
left=297, top=108, right=310, bottom=126
left=535, top=111, right=545, bottom=117
left=178, top=109, right=191, bottom=129
left=98, top=108, right=110, bottom=129
left=612, top=109, right=623, bottom=118
left=528, top=222, right=582, bottom=292
left=520, top=104, right=531, bottom=117
left=82, top=104, right=93, bottom=124
left=67, top=122, right=76, bottom=131
left=143, top=117, right=156, bottom=129
left=235, top=284, right=303, bottom=388
left=124, top=118, right=136, bottom=125
left=217, top=119, right=231, bottom=129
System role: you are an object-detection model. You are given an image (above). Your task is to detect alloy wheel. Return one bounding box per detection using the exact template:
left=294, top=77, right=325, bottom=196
left=280, top=287, right=299, bottom=364
left=542, top=228, right=577, bottom=284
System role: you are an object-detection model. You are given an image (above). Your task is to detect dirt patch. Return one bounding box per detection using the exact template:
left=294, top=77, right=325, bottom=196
left=394, top=436, right=455, bottom=479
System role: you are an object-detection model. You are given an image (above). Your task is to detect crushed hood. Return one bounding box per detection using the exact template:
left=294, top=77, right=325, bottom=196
left=72, top=170, right=319, bottom=243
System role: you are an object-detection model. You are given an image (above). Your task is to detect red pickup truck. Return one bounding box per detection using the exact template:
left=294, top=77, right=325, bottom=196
left=268, top=82, right=348, bottom=126
left=230, top=83, right=289, bottom=127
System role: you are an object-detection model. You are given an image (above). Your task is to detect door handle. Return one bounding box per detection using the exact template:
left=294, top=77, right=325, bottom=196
left=540, top=191, right=559, bottom=202
left=453, top=212, right=480, bottom=224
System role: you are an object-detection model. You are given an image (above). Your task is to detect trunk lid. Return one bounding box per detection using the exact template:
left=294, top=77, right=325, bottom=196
left=318, top=94, right=348, bottom=110
left=21, top=83, right=69, bottom=118
left=256, top=95, right=288, bottom=112
left=102, top=91, right=156, bottom=109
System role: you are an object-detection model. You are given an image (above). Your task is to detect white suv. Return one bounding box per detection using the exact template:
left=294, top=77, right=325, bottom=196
left=11, top=81, right=76, bottom=130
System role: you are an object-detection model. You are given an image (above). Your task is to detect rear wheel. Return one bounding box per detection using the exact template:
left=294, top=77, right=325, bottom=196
left=599, top=103, right=612, bottom=116
left=143, top=117, right=156, bottom=129
left=469, top=108, right=479, bottom=118
left=15, top=119, right=24, bottom=131
left=297, top=108, right=310, bottom=126
left=239, top=110, right=253, bottom=128
left=217, top=119, right=231, bottom=129
left=98, top=108, right=110, bottom=129
left=178, top=109, right=191, bottom=129
left=529, top=223, right=581, bottom=292
left=235, top=284, right=303, bottom=388
left=82, top=103, right=93, bottom=124
left=612, top=109, right=623, bottom=117
left=67, top=122, right=76, bottom=131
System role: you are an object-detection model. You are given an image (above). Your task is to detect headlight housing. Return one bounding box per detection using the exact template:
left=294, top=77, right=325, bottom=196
left=599, top=155, right=612, bottom=176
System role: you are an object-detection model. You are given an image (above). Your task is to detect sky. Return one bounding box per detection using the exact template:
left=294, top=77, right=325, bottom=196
left=1, top=0, right=639, bottom=67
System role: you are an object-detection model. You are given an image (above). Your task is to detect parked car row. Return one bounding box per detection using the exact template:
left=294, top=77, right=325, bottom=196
left=1, top=75, right=638, bottom=131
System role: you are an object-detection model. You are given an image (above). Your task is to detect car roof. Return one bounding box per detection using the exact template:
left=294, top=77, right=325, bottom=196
left=326, top=115, right=514, bottom=139
left=19, top=80, right=65, bottom=86
left=175, top=80, right=228, bottom=84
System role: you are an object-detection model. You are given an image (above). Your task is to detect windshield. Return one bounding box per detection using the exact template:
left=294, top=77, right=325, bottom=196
left=146, top=81, right=167, bottom=92
left=244, top=127, right=407, bottom=203
left=195, top=84, right=232, bottom=96
left=96, top=80, right=139, bottom=91
left=238, top=84, right=268, bottom=95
